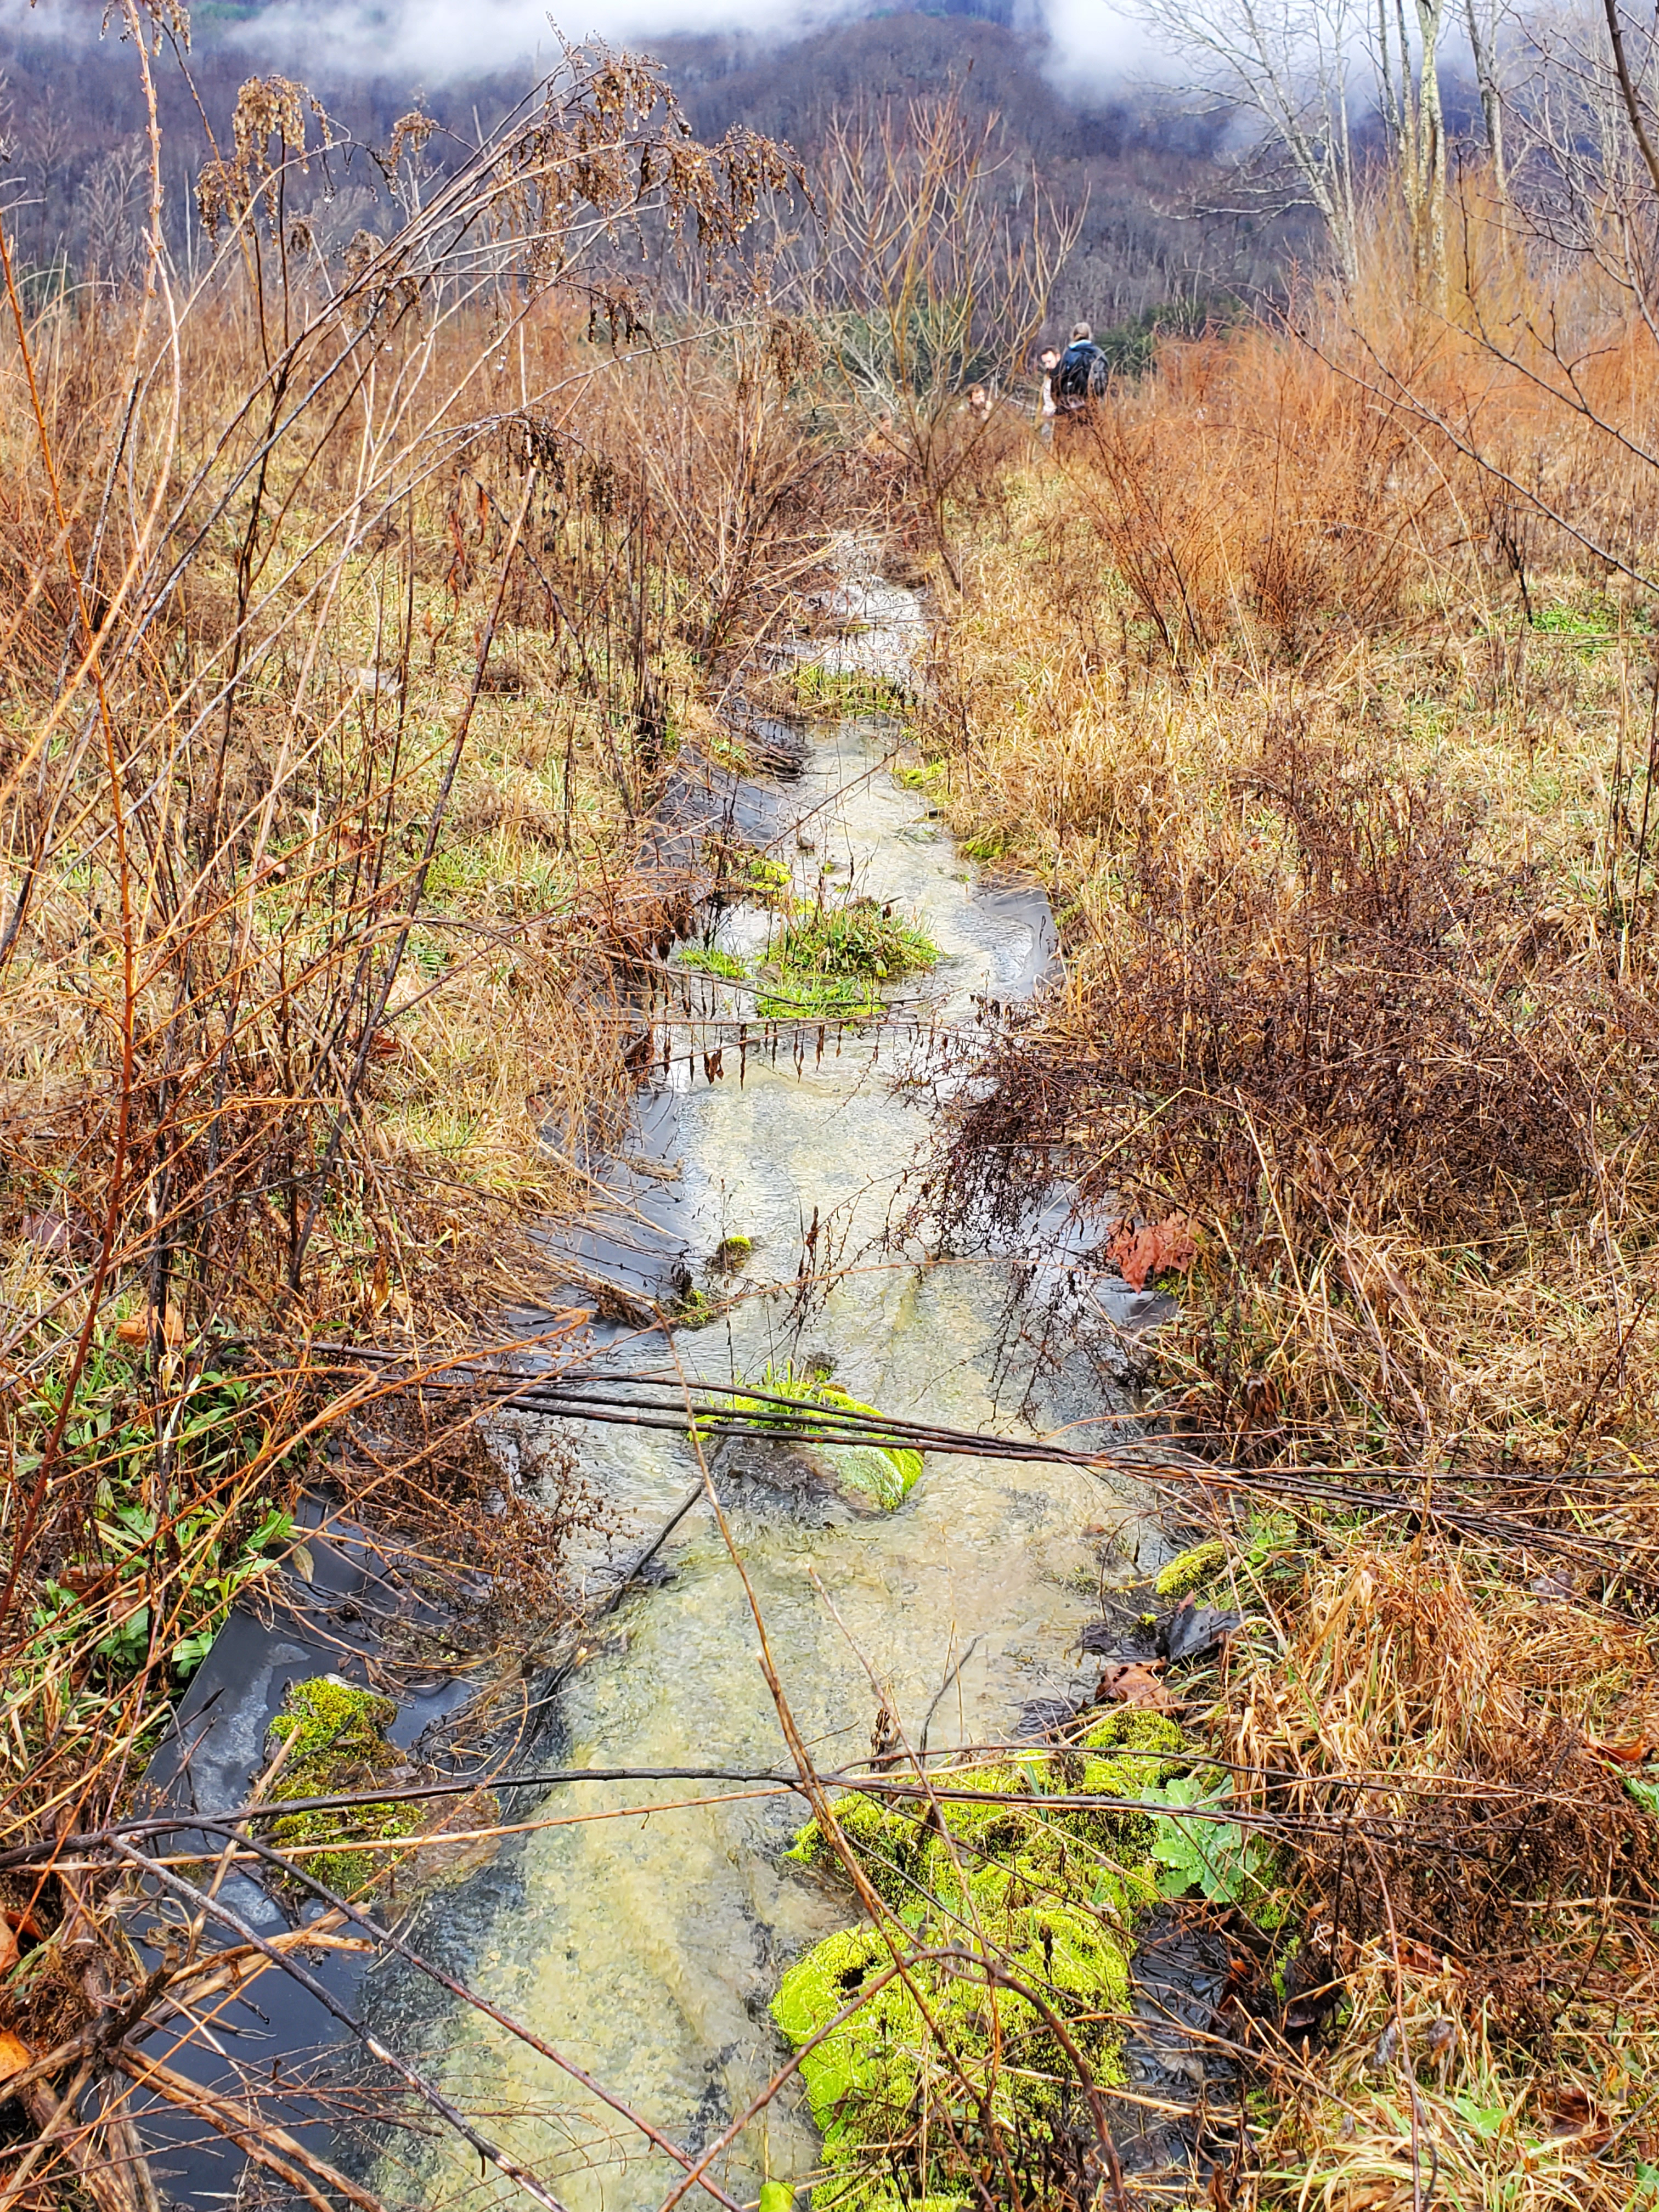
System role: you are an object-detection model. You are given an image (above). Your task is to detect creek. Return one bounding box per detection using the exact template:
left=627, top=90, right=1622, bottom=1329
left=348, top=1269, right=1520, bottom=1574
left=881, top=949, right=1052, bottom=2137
left=360, top=672, right=1168, bottom=2208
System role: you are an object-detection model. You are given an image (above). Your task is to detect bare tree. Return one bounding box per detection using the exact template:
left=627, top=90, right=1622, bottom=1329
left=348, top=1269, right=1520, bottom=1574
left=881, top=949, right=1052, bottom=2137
left=1125, top=0, right=1369, bottom=284
left=1378, top=0, right=1451, bottom=297
left=801, top=91, right=1077, bottom=584
left=1127, top=0, right=1470, bottom=298
left=1466, top=0, right=1510, bottom=188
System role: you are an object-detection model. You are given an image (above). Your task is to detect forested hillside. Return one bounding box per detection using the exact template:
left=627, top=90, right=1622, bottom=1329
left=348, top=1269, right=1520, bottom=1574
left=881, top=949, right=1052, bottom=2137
left=0, top=1, right=1304, bottom=330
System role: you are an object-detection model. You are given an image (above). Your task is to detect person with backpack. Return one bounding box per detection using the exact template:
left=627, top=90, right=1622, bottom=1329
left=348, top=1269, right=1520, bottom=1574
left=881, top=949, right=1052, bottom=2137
left=1053, top=321, right=1107, bottom=431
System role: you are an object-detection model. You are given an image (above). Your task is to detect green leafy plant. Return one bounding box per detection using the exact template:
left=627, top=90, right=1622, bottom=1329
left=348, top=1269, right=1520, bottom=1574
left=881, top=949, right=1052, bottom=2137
left=1143, top=1773, right=1265, bottom=1905
left=23, top=1353, right=295, bottom=1690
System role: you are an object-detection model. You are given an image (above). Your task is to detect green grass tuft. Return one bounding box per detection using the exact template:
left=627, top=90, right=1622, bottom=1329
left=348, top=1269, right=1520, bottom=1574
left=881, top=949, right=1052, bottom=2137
left=674, top=945, right=749, bottom=980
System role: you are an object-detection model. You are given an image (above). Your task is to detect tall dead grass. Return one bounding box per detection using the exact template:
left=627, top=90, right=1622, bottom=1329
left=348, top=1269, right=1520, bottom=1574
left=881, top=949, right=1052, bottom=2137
left=920, top=226, right=1659, bottom=1470
left=0, top=51, right=894, bottom=2196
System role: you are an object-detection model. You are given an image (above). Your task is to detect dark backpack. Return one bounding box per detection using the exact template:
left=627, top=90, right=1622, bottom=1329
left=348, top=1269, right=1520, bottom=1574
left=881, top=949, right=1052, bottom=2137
left=1055, top=340, right=1107, bottom=404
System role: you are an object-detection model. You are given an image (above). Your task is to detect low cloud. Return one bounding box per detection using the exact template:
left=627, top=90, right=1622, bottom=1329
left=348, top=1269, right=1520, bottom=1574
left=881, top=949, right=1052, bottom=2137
left=234, top=0, right=875, bottom=84
left=227, top=0, right=1148, bottom=96
left=0, top=0, right=1148, bottom=108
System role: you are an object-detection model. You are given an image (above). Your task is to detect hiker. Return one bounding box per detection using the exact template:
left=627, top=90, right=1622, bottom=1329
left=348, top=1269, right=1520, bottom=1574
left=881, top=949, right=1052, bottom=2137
left=1035, top=346, right=1060, bottom=443
left=1053, top=321, right=1107, bottom=432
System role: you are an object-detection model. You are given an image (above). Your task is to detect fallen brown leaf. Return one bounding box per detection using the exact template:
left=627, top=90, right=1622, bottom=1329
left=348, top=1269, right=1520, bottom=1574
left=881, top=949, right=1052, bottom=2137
left=1097, top=1662, right=1173, bottom=1712
left=1538, top=2084, right=1608, bottom=2145
left=1588, top=1735, right=1654, bottom=1765
left=1104, top=1214, right=1197, bottom=1293
left=0, top=2028, right=31, bottom=2081
left=114, top=1305, right=184, bottom=1349
left=0, top=1920, right=16, bottom=1975
left=56, top=1563, right=116, bottom=1600
left=1395, top=1938, right=1451, bottom=1976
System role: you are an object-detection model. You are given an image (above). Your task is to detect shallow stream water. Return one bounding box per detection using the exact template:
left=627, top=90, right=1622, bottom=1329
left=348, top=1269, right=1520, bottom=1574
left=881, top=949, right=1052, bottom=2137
left=363, top=707, right=1163, bottom=2210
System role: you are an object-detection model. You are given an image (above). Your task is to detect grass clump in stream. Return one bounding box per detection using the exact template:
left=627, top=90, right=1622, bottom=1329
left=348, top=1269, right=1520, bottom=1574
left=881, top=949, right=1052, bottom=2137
left=773, top=1716, right=1192, bottom=2208
left=674, top=945, right=750, bottom=981
left=755, top=899, right=940, bottom=1022
left=793, top=663, right=910, bottom=718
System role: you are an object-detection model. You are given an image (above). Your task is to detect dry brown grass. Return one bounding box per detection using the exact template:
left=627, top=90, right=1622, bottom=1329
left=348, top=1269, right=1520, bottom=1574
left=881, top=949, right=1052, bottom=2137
left=919, top=465, right=1659, bottom=1474
left=907, top=204, right=1659, bottom=2206
left=0, top=52, right=896, bottom=2199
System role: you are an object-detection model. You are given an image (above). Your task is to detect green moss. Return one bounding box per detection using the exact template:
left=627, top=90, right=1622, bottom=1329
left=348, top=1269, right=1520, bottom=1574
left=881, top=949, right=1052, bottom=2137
left=668, top=1285, right=720, bottom=1330
left=713, top=1361, right=922, bottom=1510
left=709, top=1234, right=753, bottom=1274
left=267, top=1675, right=422, bottom=1896
left=816, top=1382, right=922, bottom=1509
left=1153, top=1538, right=1227, bottom=1599
left=772, top=1734, right=1199, bottom=2206
left=737, top=851, right=796, bottom=903
left=706, top=839, right=795, bottom=906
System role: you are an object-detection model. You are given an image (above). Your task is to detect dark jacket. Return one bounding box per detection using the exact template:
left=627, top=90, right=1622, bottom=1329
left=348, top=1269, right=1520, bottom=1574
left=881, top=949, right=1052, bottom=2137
left=1055, top=340, right=1107, bottom=408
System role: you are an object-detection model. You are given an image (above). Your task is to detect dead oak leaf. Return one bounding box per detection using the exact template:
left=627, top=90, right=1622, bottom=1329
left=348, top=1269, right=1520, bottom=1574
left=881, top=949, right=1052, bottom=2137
left=1104, top=1215, right=1197, bottom=1293
left=1538, top=2085, right=1608, bottom=2145
left=1097, top=1662, right=1173, bottom=1712
left=114, top=1304, right=184, bottom=1348
left=1588, top=1735, right=1654, bottom=1765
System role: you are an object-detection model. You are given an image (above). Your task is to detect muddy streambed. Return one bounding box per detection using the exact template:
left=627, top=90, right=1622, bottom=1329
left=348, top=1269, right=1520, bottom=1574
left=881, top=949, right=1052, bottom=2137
left=351, top=711, right=1171, bottom=2210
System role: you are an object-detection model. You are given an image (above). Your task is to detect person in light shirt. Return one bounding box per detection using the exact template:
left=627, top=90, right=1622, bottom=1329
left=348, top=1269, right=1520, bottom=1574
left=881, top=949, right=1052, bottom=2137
left=1036, top=345, right=1060, bottom=442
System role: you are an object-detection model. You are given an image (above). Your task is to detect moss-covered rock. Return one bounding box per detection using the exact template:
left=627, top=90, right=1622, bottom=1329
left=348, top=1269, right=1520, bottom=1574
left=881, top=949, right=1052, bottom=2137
left=815, top=1382, right=922, bottom=1512
left=712, top=1362, right=922, bottom=1511
left=1153, top=1538, right=1227, bottom=1600
left=773, top=1734, right=1194, bottom=2208
left=266, top=1674, right=423, bottom=1897
left=668, top=1284, right=720, bottom=1330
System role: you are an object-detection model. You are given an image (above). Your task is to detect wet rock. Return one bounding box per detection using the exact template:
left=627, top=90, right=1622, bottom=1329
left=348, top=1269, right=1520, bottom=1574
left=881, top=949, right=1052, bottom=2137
left=1014, top=1695, right=1079, bottom=1739
left=1160, top=1600, right=1241, bottom=1668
